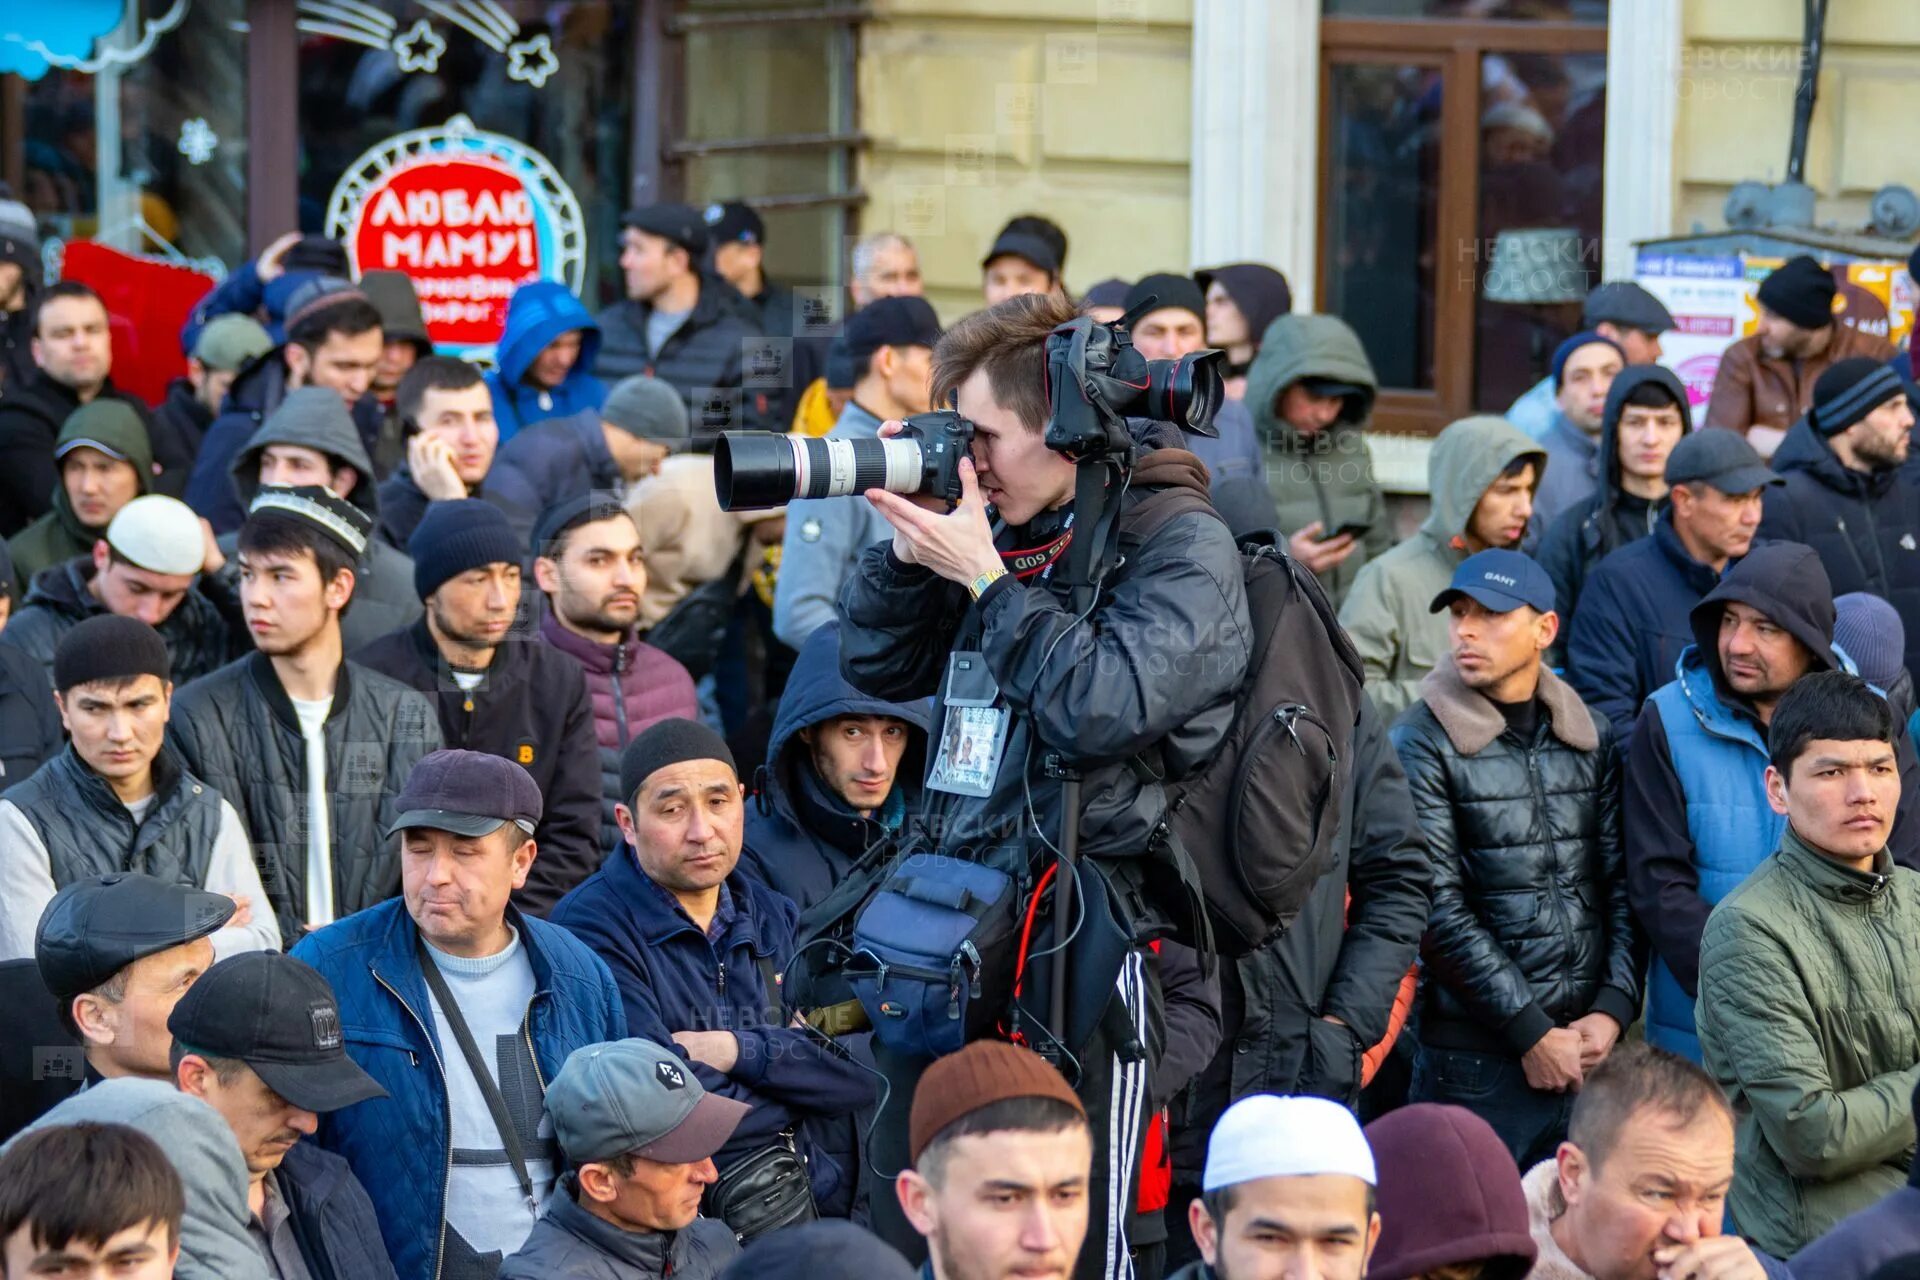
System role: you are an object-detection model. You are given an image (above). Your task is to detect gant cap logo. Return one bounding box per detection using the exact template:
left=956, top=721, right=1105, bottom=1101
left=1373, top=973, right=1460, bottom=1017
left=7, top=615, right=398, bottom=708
left=310, top=1002, right=343, bottom=1051
left=656, top=1060, right=687, bottom=1090
left=1484, top=572, right=1518, bottom=587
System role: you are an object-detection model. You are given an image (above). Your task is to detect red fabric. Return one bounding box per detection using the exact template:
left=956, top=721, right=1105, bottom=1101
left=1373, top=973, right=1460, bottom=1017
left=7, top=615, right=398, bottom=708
left=58, top=241, right=213, bottom=407
left=1136, top=1111, right=1171, bottom=1214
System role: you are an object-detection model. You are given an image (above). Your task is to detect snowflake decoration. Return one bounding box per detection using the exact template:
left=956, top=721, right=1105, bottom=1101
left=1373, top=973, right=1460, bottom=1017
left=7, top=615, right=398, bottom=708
left=177, top=117, right=218, bottom=166
left=393, top=19, right=446, bottom=74
left=506, top=33, right=559, bottom=88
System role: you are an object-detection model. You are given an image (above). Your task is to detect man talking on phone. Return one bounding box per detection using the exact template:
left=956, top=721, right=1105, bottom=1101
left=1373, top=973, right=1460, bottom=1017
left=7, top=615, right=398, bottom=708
left=836, top=291, right=1252, bottom=1280
left=377, top=357, right=505, bottom=548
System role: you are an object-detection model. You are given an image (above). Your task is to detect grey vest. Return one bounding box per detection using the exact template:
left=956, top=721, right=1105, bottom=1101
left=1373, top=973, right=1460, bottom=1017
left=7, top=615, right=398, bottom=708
left=9, top=745, right=224, bottom=889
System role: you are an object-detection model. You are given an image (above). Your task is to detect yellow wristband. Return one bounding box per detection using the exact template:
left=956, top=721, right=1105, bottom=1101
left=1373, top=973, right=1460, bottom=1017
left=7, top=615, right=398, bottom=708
left=968, top=567, right=1008, bottom=600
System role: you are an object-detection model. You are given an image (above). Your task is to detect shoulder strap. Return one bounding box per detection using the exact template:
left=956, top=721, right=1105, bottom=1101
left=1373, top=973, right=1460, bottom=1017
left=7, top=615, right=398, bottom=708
left=757, top=951, right=784, bottom=1023
left=416, top=941, right=539, bottom=1213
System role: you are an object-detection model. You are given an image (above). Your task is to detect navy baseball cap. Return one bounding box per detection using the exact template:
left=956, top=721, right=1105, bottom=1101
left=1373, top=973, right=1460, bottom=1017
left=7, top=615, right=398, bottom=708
left=1430, top=549, right=1557, bottom=616
left=388, top=748, right=543, bottom=839
left=704, top=201, right=764, bottom=246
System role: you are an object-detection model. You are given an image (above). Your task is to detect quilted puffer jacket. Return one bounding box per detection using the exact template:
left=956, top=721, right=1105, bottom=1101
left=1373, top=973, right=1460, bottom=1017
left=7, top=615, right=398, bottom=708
left=1391, top=657, right=1643, bottom=1059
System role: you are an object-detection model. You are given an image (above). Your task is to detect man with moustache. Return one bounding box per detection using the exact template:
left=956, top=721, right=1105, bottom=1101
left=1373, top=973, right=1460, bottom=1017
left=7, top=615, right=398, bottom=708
left=1696, top=672, right=1920, bottom=1257
left=355, top=499, right=602, bottom=913
left=1392, top=550, right=1640, bottom=1169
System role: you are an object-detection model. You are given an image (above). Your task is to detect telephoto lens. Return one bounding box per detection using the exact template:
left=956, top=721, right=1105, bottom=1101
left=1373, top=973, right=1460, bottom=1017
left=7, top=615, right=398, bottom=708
left=714, top=431, right=931, bottom=510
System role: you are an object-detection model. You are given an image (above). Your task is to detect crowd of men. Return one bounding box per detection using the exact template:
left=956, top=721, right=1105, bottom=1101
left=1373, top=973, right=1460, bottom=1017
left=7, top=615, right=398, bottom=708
left=2, top=177, right=1920, bottom=1280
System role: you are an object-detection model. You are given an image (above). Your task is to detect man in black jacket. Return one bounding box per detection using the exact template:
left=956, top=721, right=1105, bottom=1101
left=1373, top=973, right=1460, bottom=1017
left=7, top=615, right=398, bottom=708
left=1392, top=549, right=1641, bottom=1170
left=0, top=281, right=153, bottom=536
left=355, top=498, right=602, bottom=913
left=148, top=315, right=274, bottom=501
left=838, top=292, right=1252, bottom=1279
left=1759, top=357, right=1920, bottom=675
left=169, top=486, right=442, bottom=940
left=1167, top=693, right=1430, bottom=1266
left=169, top=952, right=398, bottom=1280
left=594, top=203, right=762, bottom=432
left=705, top=201, right=827, bottom=435
left=375, top=356, right=505, bottom=549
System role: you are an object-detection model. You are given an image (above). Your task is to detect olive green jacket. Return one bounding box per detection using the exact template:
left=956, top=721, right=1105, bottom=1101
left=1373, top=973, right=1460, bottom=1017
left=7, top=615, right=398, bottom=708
left=1698, top=827, right=1920, bottom=1257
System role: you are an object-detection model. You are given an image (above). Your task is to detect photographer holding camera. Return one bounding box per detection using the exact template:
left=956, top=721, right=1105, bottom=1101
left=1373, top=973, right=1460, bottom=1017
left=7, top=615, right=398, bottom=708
left=828, top=292, right=1253, bottom=1279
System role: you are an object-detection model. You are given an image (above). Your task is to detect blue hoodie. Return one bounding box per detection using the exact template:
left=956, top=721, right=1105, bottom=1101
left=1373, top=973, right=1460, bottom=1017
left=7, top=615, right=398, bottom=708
left=483, top=281, right=606, bottom=442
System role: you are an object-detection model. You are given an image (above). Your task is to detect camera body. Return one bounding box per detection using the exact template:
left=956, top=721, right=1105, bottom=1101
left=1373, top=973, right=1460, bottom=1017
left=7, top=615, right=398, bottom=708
left=711, top=299, right=1225, bottom=510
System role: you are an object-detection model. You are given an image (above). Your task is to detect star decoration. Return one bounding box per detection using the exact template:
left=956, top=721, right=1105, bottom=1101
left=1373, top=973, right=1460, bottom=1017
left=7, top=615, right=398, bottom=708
left=506, top=33, right=559, bottom=88
left=393, top=19, right=445, bottom=74
left=177, top=116, right=218, bottom=166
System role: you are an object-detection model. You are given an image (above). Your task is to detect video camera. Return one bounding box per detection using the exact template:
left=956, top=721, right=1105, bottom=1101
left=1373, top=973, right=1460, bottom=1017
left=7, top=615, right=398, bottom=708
left=712, top=298, right=1226, bottom=510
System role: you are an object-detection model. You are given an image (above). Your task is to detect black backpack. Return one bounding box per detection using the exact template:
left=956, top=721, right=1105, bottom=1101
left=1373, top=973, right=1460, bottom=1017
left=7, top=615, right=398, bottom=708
left=1121, top=488, right=1365, bottom=956
left=644, top=541, right=750, bottom=681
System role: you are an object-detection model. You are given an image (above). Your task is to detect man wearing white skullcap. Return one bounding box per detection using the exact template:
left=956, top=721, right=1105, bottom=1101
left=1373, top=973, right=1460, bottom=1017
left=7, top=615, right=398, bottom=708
left=1177, top=1095, right=1381, bottom=1280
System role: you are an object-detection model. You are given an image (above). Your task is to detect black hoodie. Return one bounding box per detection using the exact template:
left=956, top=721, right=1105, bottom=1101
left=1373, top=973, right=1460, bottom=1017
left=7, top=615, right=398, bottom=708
left=1537, top=364, right=1692, bottom=627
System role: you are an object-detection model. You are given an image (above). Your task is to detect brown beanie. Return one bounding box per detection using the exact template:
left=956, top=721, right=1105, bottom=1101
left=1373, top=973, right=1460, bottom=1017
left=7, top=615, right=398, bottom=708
left=908, top=1041, right=1086, bottom=1165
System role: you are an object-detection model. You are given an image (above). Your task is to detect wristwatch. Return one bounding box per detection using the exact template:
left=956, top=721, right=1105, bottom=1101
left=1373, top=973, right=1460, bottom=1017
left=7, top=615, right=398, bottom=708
left=968, top=566, right=1008, bottom=600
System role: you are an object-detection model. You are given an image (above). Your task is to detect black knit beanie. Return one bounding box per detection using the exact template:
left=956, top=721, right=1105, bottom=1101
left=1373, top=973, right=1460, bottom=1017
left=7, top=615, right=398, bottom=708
left=1756, top=255, right=1836, bottom=330
left=1810, top=357, right=1906, bottom=437
left=619, top=718, right=736, bottom=805
left=53, top=614, right=171, bottom=693
left=408, top=499, right=524, bottom=600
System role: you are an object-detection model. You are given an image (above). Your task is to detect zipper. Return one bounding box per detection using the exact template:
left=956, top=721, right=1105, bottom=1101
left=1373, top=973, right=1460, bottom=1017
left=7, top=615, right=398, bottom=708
left=1527, top=741, right=1575, bottom=978
left=519, top=992, right=549, bottom=1215
left=1227, top=704, right=1338, bottom=905
left=373, top=967, right=453, bottom=1280
left=610, top=654, right=631, bottom=747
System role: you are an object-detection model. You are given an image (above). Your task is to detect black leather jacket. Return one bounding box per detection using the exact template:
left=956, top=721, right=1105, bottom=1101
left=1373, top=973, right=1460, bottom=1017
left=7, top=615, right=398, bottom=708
left=1391, top=661, right=1644, bottom=1058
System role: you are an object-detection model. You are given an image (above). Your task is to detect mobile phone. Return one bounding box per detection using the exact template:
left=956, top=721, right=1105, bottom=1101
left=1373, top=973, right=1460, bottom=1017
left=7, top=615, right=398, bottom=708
left=1318, top=520, right=1373, bottom=541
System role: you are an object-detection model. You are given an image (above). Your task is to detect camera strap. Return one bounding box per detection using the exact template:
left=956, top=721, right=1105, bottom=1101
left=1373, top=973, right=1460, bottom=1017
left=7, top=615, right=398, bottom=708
left=999, top=511, right=1075, bottom=582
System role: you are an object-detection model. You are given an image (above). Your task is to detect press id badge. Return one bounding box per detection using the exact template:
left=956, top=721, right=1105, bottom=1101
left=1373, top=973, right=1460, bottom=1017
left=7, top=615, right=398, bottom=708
left=928, top=650, right=1009, bottom=798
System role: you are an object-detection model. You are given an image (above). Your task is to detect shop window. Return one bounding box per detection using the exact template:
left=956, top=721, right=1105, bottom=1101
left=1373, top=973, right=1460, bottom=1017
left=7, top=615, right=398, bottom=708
left=7, top=0, right=248, bottom=271
left=294, top=0, right=634, bottom=307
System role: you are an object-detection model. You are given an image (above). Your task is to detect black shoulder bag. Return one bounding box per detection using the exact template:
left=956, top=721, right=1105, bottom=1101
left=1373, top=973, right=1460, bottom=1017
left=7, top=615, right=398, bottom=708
left=701, top=953, right=818, bottom=1243
left=417, top=942, right=542, bottom=1216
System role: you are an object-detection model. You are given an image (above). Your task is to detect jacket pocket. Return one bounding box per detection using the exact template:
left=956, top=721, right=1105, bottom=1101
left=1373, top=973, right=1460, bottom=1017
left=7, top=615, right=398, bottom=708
left=1303, top=1014, right=1362, bottom=1107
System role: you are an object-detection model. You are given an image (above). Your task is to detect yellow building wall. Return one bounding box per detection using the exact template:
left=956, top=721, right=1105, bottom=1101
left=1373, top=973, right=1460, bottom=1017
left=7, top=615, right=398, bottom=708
left=857, top=0, right=1195, bottom=322
left=1677, top=1, right=1920, bottom=234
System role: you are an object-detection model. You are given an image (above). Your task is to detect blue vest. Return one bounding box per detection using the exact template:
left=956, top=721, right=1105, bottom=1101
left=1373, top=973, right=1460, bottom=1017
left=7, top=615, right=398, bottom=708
left=1645, top=647, right=1782, bottom=1062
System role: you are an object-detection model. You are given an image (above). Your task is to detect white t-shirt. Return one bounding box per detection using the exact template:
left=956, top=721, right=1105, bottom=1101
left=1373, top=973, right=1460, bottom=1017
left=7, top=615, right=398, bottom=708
left=451, top=670, right=486, bottom=693
left=291, top=696, right=334, bottom=929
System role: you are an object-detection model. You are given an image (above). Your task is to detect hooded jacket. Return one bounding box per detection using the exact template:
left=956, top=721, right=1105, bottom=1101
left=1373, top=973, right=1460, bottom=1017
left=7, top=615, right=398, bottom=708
left=484, top=281, right=606, bottom=442
left=837, top=423, right=1251, bottom=912
left=291, top=900, right=626, bottom=1280
left=7, top=397, right=157, bottom=590
left=593, top=277, right=766, bottom=430
left=1760, top=416, right=1920, bottom=676
left=538, top=610, right=699, bottom=854
left=11, top=1078, right=271, bottom=1280
left=740, top=623, right=931, bottom=912
left=498, top=1174, right=738, bottom=1280
left=168, top=652, right=443, bottom=940
left=353, top=618, right=603, bottom=914
left=548, top=854, right=877, bottom=1216
left=224, top=389, right=424, bottom=650
left=1537, top=366, right=1692, bottom=626
left=1392, top=658, right=1641, bottom=1059
left=1788, top=1080, right=1920, bottom=1280
left=0, top=369, right=151, bottom=537
left=273, top=1139, right=402, bottom=1280
left=1624, top=544, right=1920, bottom=1062
left=1698, top=828, right=1920, bottom=1256
left=1245, top=313, right=1391, bottom=606
left=6, top=555, right=237, bottom=688
left=484, top=409, right=620, bottom=534
left=1338, top=416, right=1545, bottom=718
left=1566, top=512, right=1731, bottom=747
left=1531, top=411, right=1602, bottom=536
left=1175, top=696, right=1430, bottom=1179
left=186, top=349, right=385, bottom=533
left=1203, top=264, right=1292, bottom=377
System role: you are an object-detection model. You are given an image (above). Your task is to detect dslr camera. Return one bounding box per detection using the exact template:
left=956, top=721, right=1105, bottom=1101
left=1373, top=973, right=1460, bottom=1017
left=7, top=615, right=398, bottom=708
left=713, top=298, right=1226, bottom=511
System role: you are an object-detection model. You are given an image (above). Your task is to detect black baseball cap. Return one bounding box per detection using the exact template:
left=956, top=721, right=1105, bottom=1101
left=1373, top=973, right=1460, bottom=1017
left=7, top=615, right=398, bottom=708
left=704, top=201, right=764, bottom=246
left=1582, top=282, right=1676, bottom=334
left=1663, top=427, right=1783, bottom=495
left=981, top=230, right=1059, bottom=277
left=388, top=748, right=544, bottom=839
left=169, top=952, right=387, bottom=1113
left=34, top=874, right=235, bottom=1001
left=1430, top=549, right=1557, bottom=616
left=842, top=296, right=942, bottom=364
left=624, top=202, right=709, bottom=256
